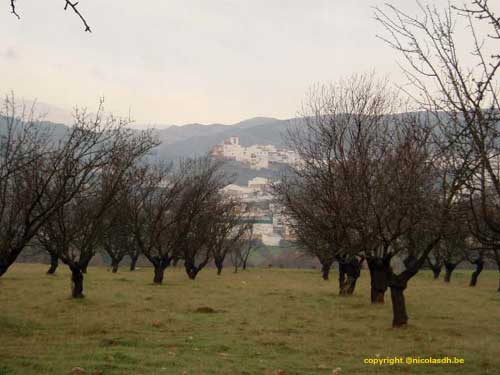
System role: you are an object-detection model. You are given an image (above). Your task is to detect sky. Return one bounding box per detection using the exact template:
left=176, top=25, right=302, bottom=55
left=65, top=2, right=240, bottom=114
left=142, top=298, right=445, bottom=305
left=0, top=0, right=488, bottom=127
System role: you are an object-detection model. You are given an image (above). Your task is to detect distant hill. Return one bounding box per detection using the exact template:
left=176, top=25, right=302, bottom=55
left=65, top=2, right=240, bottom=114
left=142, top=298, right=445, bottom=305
left=153, top=117, right=295, bottom=160
left=1, top=113, right=296, bottom=184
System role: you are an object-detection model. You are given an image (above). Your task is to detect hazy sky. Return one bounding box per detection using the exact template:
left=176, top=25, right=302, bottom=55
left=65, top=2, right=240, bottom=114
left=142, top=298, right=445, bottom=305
left=0, top=0, right=479, bottom=126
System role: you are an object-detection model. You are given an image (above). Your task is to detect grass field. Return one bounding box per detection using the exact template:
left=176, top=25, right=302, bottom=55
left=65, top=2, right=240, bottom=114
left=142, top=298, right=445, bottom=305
left=0, top=264, right=499, bottom=375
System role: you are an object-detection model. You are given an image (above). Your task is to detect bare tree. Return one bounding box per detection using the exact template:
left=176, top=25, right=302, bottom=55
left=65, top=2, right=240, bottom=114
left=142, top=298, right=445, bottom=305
left=126, top=163, right=187, bottom=285
left=467, top=184, right=500, bottom=290
left=100, top=192, right=136, bottom=273
left=229, top=222, right=260, bottom=273
left=0, top=97, right=150, bottom=279
left=375, top=1, right=500, bottom=292
left=426, top=250, right=444, bottom=280
left=273, top=177, right=337, bottom=281
left=279, top=74, right=465, bottom=326
left=175, top=157, right=231, bottom=280
left=33, top=104, right=157, bottom=297
left=210, top=197, right=249, bottom=275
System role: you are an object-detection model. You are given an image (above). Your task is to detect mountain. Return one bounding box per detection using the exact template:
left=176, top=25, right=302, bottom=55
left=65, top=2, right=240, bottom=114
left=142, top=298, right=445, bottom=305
left=153, top=117, right=295, bottom=160
left=1, top=112, right=295, bottom=161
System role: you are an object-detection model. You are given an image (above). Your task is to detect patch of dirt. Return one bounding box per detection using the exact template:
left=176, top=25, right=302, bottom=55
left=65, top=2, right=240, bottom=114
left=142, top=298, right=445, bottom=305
left=194, top=306, right=217, bottom=313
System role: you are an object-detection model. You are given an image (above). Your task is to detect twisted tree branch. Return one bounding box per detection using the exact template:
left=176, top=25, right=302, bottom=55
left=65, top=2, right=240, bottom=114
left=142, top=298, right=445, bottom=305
left=8, top=0, right=91, bottom=32
left=10, top=0, right=19, bottom=19
left=64, top=1, right=91, bottom=33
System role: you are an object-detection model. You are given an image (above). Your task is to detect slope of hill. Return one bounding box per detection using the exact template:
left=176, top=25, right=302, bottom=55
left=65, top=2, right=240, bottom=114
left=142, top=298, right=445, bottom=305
left=153, top=117, right=294, bottom=160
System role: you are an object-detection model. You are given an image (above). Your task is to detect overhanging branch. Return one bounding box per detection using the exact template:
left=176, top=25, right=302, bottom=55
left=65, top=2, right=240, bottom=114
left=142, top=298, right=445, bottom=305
left=64, top=1, right=92, bottom=33
left=8, top=0, right=92, bottom=32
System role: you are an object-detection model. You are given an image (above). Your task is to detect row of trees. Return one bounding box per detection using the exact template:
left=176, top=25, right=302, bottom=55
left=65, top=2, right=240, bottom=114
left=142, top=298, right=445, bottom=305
left=274, top=0, right=500, bottom=327
left=2, top=0, right=498, bottom=329
left=0, top=97, right=255, bottom=298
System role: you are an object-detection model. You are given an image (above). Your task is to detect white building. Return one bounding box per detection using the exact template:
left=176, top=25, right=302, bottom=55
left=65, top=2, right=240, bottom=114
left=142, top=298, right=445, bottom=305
left=248, top=177, right=269, bottom=191
left=211, top=136, right=298, bottom=170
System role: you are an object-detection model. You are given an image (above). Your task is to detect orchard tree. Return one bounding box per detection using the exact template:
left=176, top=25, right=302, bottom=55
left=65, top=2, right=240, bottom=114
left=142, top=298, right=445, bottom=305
left=375, top=1, right=500, bottom=292
left=126, top=163, right=187, bottom=285
left=281, top=74, right=466, bottom=326
left=175, top=157, right=231, bottom=280
left=34, top=105, right=157, bottom=297
left=0, top=97, right=154, bottom=280
left=210, top=197, right=249, bottom=275
left=100, top=193, right=136, bottom=273
left=229, top=223, right=257, bottom=273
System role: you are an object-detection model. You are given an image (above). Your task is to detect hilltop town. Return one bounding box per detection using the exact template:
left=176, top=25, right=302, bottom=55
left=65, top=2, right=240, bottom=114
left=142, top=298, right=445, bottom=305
left=210, top=136, right=298, bottom=170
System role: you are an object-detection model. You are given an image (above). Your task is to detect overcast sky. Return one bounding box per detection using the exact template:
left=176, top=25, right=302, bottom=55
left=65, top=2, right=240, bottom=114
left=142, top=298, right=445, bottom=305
left=0, top=0, right=479, bottom=126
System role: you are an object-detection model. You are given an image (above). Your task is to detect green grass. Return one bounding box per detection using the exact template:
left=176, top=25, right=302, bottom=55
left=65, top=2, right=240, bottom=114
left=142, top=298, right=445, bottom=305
left=0, top=264, right=498, bottom=375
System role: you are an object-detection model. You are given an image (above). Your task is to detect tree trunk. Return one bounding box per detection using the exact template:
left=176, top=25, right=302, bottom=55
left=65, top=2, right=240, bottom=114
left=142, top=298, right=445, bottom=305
left=469, top=259, right=484, bottom=287
left=0, top=252, right=18, bottom=278
left=111, top=259, right=119, bottom=273
left=444, top=262, right=457, bottom=283
left=242, top=259, right=248, bottom=271
left=339, top=275, right=358, bottom=295
left=47, top=253, right=59, bottom=274
left=368, top=257, right=390, bottom=304
left=70, top=266, right=84, bottom=298
left=431, top=266, right=442, bottom=279
left=338, top=267, right=346, bottom=293
left=129, top=255, right=138, bottom=271
left=153, top=264, right=165, bottom=284
left=0, top=262, right=8, bottom=277
left=215, top=258, right=223, bottom=275
left=321, top=261, right=332, bottom=281
left=338, top=259, right=361, bottom=296
left=81, top=262, right=88, bottom=274
left=185, top=263, right=199, bottom=280
left=347, top=276, right=358, bottom=295
left=390, top=285, right=408, bottom=327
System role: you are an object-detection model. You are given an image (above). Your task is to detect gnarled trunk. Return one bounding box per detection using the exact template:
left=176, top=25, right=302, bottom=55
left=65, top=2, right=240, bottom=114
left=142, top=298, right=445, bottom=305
left=431, top=266, right=442, bottom=279
left=0, top=262, right=8, bottom=277
left=321, top=260, right=333, bottom=281
left=338, top=259, right=361, bottom=296
left=129, top=254, right=138, bottom=271
left=47, top=253, right=59, bottom=274
left=444, top=262, right=457, bottom=283
left=469, top=259, right=484, bottom=287
left=214, top=258, right=224, bottom=275
left=387, top=270, right=411, bottom=327
left=0, top=250, right=19, bottom=278
left=390, top=285, right=408, bottom=327
left=338, top=266, right=346, bottom=292
left=111, top=259, right=119, bottom=273
left=70, top=266, right=84, bottom=298
left=367, top=257, right=390, bottom=303
left=185, top=262, right=199, bottom=280
left=153, top=264, right=165, bottom=284
left=81, top=262, right=89, bottom=274
left=426, top=256, right=442, bottom=279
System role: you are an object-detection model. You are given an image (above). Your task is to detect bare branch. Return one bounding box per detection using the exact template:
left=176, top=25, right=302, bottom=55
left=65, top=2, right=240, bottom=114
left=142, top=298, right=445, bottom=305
left=64, top=0, right=92, bottom=32
left=10, top=0, right=19, bottom=19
